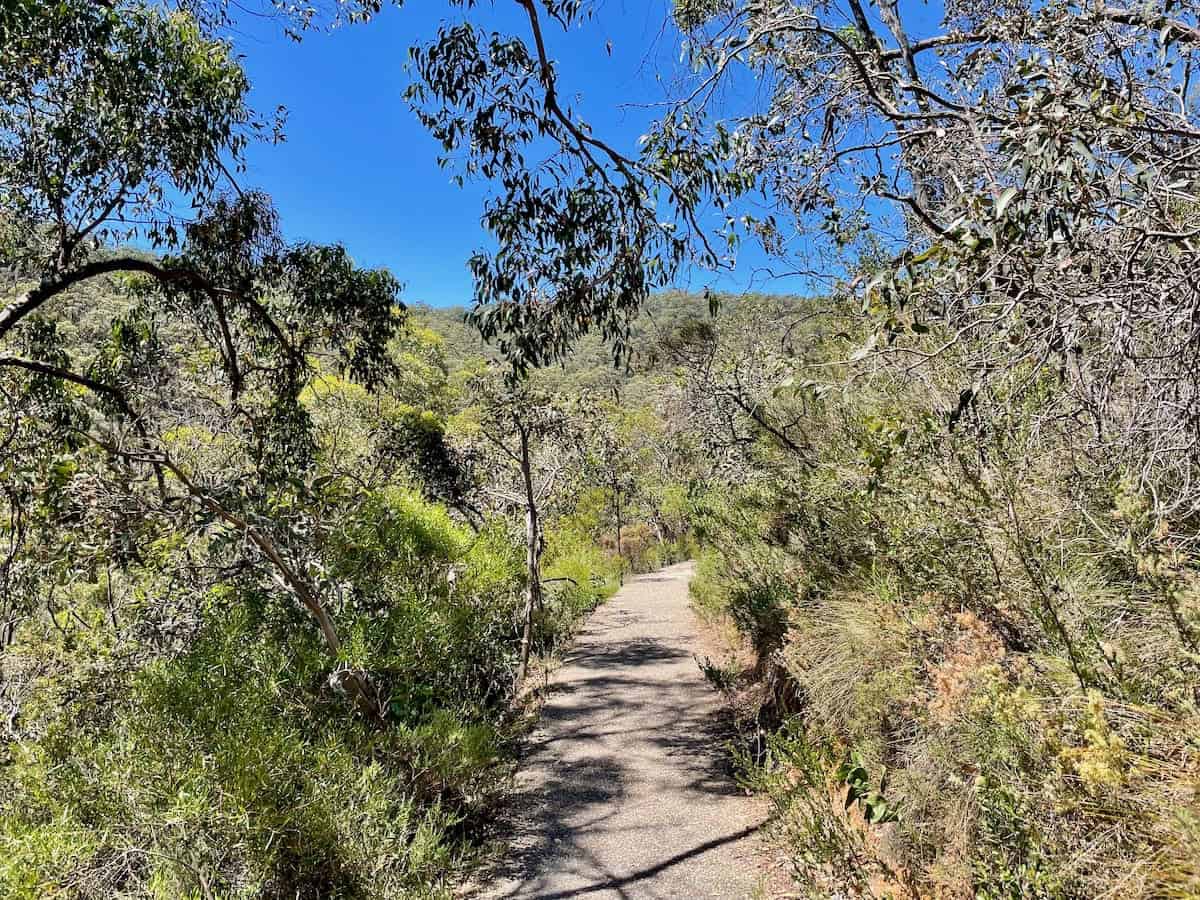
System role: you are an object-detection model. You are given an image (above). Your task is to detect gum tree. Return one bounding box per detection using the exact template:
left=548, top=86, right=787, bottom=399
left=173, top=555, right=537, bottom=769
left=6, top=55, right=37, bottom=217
left=1, top=0, right=402, bottom=718
left=405, top=0, right=750, bottom=373
left=452, top=370, right=578, bottom=683
left=662, top=0, right=1200, bottom=518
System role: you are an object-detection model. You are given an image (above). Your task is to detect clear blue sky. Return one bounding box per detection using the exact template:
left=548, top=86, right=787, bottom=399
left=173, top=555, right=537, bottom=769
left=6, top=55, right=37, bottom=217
left=235, top=1, right=709, bottom=307
left=234, top=1, right=947, bottom=307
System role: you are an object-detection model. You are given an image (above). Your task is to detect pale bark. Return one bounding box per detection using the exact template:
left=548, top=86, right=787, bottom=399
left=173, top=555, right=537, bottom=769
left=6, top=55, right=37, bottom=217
left=516, top=422, right=544, bottom=686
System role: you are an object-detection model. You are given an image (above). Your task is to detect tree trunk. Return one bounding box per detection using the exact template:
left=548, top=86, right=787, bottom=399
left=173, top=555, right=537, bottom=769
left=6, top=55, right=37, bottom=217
left=153, top=451, right=386, bottom=723
left=613, top=476, right=624, bottom=582
left=516, top=424, right=543, bottom=687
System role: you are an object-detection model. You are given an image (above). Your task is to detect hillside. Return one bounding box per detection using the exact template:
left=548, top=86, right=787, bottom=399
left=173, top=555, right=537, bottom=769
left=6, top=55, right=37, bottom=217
left=5, top=1, right=1200, bottom=898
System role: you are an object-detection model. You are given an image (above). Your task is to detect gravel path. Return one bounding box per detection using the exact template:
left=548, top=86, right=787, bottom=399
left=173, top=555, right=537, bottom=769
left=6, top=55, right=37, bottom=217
left=478, top=561, right=767, bottom=899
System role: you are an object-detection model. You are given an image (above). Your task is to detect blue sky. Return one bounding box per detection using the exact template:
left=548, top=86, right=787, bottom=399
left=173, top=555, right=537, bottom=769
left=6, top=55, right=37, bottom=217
left=234, top=1, right=947, bottom=307
left=236, top=1, right=699, bottom=307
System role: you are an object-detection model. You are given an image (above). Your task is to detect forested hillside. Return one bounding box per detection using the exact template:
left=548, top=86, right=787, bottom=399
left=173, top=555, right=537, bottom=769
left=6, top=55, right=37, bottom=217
left=4, top=0, right=1200, bottom=897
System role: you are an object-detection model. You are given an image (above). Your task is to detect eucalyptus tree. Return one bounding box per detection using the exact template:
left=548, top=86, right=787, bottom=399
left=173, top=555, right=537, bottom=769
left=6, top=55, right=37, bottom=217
left=405, top=0, right=750, bottom=374
left=1, top=0, right=260, bottom=332
left=572, top=397, right=642, bottom=571
left=661, top=0, right=1200, bottom=520
left=0, top=0, right=402, bottom=718
left=452, top=370, right=579, bottom=683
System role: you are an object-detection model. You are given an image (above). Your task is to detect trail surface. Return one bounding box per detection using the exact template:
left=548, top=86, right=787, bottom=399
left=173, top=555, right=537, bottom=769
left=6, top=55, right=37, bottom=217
left=480, top=561, right=766, bottom=899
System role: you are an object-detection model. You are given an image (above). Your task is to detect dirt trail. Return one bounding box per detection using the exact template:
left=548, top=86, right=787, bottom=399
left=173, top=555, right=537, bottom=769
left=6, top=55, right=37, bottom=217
left=478, top=561, right=767, bottom=899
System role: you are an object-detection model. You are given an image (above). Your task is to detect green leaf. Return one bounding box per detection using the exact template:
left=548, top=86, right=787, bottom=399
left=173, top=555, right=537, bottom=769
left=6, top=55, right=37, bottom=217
left=995, top=186, right=1020, bottom=219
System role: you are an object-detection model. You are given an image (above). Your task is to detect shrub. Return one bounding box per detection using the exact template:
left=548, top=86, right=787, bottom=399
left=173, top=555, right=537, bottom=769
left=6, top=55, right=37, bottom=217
left=537, top=524, right=622, bottom=650
left=695, top=331, right=1200, bottom=898
left=0, top=488, right=532, bottom=899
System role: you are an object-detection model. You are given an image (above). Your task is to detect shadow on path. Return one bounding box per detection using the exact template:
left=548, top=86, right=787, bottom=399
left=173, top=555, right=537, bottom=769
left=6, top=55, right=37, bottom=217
left=510, top=826, right=761, bottom=900
left=475, top=562, right=765, bottom=900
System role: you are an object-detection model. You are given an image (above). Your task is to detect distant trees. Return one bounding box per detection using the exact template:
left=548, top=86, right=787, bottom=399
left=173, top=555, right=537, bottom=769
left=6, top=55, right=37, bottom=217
left=574, top=399, right=633, bottom=571
left=446, top=359, right=707, bottom=680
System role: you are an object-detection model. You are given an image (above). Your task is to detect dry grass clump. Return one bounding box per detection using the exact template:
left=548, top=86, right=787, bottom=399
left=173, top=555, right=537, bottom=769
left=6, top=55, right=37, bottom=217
left=746, top=580, right=1200, bottom=897
left=927, top=612, right=1007, bottom=726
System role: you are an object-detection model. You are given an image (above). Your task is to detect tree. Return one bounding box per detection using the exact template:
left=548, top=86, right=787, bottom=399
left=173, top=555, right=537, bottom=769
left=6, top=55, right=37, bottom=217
left=661, top=0, right=1200, bottom=518
left=1, top=0, right=403, bottom=718
left=451, top=370, right=578, bottom=683
left=575, top=397, right=641, bottom=574
left=1, top=0, right=261, bottom=336
left=655, top=295, right=821, bottom=472
left=405, top=0, right=749, bottom=374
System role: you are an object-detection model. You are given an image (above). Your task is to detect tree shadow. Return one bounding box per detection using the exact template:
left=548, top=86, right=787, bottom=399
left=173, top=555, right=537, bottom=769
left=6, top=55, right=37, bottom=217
left=505, top=824, right=761, bottom=899
left=470, top=595, right=762, bottom=899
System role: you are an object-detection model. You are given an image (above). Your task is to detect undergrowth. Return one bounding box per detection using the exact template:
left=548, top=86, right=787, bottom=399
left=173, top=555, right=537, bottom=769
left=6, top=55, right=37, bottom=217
left=691, top=330, right=1200, bottom=899
left=0, top=487, right=629, bottom=899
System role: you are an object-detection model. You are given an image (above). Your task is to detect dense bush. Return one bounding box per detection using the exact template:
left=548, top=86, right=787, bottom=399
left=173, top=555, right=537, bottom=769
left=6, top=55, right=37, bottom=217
left=689, top=310, right=1200, bottom=899
left=0, top=488, right=527, bottom=899
left=536, top=525, right=623, bottom=650
left=0, top=275, right=693, bottom=897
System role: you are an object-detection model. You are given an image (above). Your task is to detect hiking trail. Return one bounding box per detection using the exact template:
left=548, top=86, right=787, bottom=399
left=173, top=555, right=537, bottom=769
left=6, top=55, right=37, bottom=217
left=478, top=561, right=769, bottom=899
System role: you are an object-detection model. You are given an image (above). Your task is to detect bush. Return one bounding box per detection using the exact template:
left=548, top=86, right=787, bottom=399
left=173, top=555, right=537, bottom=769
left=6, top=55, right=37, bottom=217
left=694, top=332, right=1200, bottom=898
left=537, top=524, right=622, bottom=650
left=0, top=488, right=532, bottom=899
left=0, top=608, right=477, bottom=898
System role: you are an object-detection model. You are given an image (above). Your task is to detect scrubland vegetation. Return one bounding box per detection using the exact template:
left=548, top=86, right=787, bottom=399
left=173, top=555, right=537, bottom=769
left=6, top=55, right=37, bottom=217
left=0, top=4, right=688, bottom=891
left=6, top=0, right=1200, bottom=896
left=684, top=297, right=1200, bottom=898
left=0, top=261, right=698, bottom=896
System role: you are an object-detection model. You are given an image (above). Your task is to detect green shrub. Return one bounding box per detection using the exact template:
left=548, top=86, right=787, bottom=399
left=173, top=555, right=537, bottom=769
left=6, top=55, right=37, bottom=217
left=538, top=525, right=622, bottom=648
left=0, top=488, right=533, bottom=899
left=1, top=606, right=468, bottom=899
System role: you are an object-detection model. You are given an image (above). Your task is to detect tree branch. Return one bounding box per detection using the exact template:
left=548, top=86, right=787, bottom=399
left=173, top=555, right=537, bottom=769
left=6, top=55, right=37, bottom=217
left=0, top=256, right=227, bottom=343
